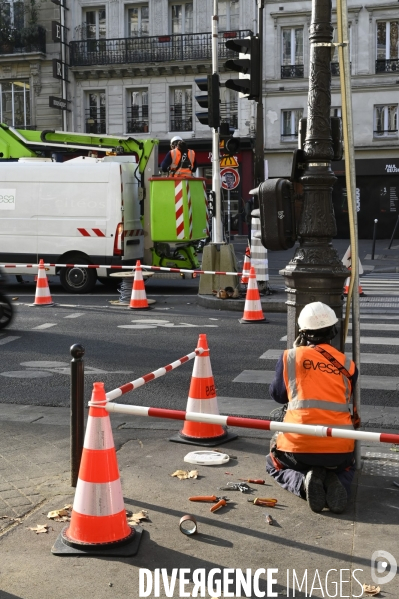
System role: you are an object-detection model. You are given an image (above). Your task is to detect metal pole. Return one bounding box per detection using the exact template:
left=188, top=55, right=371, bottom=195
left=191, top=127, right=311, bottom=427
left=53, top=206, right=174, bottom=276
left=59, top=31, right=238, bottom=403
left=211, top=0, right=223, bottom=244
left=388, top=215, right=399, bottom=249
left=60, top=0, right=67, bottom=131
left=371, top=219, right=378, bottom=260
left=253, top=0, right=264, bottom=195
left=337, top=0, right=361, bottom=469
left=227, top=189, right=231, bottom=242
left=70, top=343, right=85, bottom=487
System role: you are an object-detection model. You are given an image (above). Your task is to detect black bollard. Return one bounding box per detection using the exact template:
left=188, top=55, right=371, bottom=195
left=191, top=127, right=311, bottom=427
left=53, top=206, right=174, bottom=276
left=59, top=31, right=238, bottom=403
left=371, top=219, right=378, bottom=260
left=70, top=343, right=85, bottom=487
left=388, top=215, right=399, bottom=250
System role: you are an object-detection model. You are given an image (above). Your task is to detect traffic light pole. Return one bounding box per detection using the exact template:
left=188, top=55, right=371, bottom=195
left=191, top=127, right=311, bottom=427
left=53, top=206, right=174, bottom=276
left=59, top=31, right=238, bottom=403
left=211, top=0, right=223, bottom=245
left=253, top=0, right=264, bottom=194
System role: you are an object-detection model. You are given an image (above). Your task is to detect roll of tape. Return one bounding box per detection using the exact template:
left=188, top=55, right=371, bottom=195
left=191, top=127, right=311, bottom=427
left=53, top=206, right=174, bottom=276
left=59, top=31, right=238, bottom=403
left=179, top=514, right=198, bottom=536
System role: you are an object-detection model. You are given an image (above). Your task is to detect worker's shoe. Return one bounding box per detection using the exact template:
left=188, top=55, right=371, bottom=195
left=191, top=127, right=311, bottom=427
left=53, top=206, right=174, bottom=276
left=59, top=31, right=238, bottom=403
left=304, top=467, right=326, bottom=513
left=324, top=471, right=347, bottom=514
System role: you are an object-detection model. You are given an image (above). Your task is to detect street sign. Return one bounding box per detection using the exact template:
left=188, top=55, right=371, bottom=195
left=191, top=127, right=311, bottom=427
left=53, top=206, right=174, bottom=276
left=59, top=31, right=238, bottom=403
left=220, top=155, right=239, bottom=168
left=49, top=96, right=68, bottom=111
left=221, top=167, right=240, bottom=190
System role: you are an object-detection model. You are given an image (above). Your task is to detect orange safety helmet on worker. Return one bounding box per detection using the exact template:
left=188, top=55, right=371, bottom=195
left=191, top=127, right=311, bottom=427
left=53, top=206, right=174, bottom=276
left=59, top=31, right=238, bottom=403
left=169, top=136, right=196, bottom=177
left=276, top=302, right=355, bottom=455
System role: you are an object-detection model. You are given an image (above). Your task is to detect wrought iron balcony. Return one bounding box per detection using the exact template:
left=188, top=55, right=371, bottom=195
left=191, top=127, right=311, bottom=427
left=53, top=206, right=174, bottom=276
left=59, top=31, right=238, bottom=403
left=0, top=26, right=46, bottom=55
left=330, top=62, right=352, bottom=76
left=85, top=110, right=106, bottom=134
left=376, top=59, right=399, bottom=73
left=220, top=101, right=238, bottom=130
left=127, top=106, right=149, bottom=134
left=281, top=65, right=304, bottom=79
left=70, top=30, right=252, bottom=67
left=170, top=103, right=192, bottom=132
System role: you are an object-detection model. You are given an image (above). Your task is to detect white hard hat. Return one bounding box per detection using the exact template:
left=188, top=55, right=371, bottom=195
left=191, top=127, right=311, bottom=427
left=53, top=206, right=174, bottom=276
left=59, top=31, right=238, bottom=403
left=298, top=302, right=338, bottom=331
left=170, top=136, right=183, bottom=145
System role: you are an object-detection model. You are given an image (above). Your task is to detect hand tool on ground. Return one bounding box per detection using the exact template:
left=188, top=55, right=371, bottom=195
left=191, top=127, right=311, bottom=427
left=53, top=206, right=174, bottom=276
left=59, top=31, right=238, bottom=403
left=239, top=478, right=266, bottom=484
left=247, top=497, right=278, bottom=507
left=189, top=495, right=230, bottom=512
left=219, top=482, right=252, bottom=493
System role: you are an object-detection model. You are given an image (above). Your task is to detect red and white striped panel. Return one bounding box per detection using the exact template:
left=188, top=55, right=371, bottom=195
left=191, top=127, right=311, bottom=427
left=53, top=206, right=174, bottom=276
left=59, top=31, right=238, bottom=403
left=203, top=181, right=210, bottom=237
left=174, top=180, right=185, bottom=240
left=77, top=228, right=106, bottom=237
left=186, top=181, right=193, bottom=239
left=123, top=229, right=144, bottom=239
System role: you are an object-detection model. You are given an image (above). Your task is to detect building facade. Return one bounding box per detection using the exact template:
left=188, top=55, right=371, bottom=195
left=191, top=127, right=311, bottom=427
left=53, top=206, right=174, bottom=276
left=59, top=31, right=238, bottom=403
left=0, top=0, right=398, bottom=236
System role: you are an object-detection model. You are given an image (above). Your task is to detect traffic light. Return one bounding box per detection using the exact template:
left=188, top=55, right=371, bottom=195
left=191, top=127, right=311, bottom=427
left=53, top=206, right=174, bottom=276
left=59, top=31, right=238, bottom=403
left=250, top=179, right=297, bottom=251
left=194, top=74, right=220, bottom=129
left=220, top=122, right=240, bottom=156
left=224, top=36, right=261, bottom=102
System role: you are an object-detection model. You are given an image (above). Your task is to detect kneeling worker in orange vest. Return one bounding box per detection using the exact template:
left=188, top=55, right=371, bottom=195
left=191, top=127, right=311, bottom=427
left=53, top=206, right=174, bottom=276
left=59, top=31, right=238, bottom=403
left=161, top=136, right=197, bottom=177
left=267, top=302, right=358, bottom=514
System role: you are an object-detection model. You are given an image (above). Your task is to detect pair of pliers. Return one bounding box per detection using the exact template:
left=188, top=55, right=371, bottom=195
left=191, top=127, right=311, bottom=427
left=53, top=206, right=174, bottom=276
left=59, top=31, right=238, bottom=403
left=189, top=495, right=230, bottom=512
left=247, top=497, right=278, bottom=507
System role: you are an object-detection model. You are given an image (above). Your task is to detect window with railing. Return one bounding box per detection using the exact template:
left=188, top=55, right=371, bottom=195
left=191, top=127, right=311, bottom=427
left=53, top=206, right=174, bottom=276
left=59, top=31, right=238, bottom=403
left=127, top=5, right=149, bottom=37
left=376, top=21, right=399, bottom=73
left=0, top=81, right=30, bottom=127
left=171, top=2, right=193, bottom=35
left=281, top=109, right=303, bottom=141
left=85, top=91, right=106, bottom=134
left=374, top=105, right=398, bottom=137
left=220, top=88, right=238, bottom=129
left=127, top=89, right=149, bottom=133
left=170, top=87, right=192, bottom=131
left=0, top=1, right=46, bottom=54
left=281, top=27, right=304, bottom=78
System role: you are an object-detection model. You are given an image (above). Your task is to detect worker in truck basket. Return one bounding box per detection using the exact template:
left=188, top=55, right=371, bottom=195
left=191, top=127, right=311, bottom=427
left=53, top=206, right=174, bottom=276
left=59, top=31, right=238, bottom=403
left=266, top=302, right=358, bottom=515
left=161, top=136, right=197, bottom=177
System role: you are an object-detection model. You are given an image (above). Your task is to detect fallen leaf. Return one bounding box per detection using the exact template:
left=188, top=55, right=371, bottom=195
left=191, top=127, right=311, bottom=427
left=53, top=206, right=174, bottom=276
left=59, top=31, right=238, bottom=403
left=138, top=440, right=143, bottom=448
left=127, top=510, right=149, bottom=525
left=0, top=516, right=23, bottom=523
left=47, top=504, right=72, bottom=521
left=12, top=297, right=19, bottom=301
left=28, top=524, right=52, bottom=534
left=363, top=584, right=381, bottom=596
left=171, top=469, right=198, bottom=480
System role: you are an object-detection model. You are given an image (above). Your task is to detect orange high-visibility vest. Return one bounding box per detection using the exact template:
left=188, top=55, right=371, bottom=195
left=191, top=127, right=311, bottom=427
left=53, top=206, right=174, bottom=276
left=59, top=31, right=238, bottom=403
left=276, top=345, right=355, bottom=454
left=170, top=148, right=195, bottom=177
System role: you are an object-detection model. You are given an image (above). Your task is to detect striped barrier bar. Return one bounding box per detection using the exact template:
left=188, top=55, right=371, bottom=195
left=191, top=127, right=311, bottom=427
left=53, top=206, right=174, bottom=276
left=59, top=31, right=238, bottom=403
left=105, top=348, right=204, bottom=402
left=104, top=403, right=399, bottom=446
left=1, top=263, right=243, bottom=277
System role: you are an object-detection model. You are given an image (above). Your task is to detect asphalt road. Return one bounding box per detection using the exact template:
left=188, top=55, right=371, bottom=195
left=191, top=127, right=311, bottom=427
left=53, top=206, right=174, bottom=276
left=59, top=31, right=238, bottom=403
left=1, top=274, right=399, bottom=415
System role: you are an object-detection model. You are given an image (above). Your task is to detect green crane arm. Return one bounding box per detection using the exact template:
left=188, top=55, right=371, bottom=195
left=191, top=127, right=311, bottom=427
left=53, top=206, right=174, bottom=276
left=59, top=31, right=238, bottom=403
left=0, top=124, right=158, bottom=174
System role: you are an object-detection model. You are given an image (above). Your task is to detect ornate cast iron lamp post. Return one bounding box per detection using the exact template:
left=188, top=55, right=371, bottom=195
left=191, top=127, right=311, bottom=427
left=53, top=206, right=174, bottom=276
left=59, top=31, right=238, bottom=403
left=281, top=0, right=348, bottom=349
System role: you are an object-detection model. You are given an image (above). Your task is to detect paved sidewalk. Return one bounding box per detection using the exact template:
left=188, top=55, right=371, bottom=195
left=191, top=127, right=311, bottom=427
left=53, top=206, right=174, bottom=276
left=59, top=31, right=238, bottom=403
left=0, top=404, right=398, bottom=598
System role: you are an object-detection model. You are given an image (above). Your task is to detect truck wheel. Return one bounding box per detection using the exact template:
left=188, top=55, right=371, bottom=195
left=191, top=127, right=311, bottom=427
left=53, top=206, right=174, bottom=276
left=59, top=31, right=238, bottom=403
left=60, top=266, right=97, bottom=294
left=0, top=296, right=13, bottom=329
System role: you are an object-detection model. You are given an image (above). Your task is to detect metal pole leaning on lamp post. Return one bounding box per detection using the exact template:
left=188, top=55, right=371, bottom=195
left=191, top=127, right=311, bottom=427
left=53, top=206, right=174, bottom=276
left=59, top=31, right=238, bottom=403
left=70, top=344, right=85, bottom=487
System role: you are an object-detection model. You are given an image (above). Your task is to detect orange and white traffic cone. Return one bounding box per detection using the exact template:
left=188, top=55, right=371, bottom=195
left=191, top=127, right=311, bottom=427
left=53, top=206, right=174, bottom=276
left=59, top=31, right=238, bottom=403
left=170, top=334, right=237, bottom=446
left=343, top=275, right=364, bottom=297
left=239, top=266, right=267, bottom=324
left=31, top=259, right=54, bottom=306
left=241, top=246, right=251, bottom=285
left=129, top=260, right=151, bottom=310
left=52, top=382, right=142, bottom=556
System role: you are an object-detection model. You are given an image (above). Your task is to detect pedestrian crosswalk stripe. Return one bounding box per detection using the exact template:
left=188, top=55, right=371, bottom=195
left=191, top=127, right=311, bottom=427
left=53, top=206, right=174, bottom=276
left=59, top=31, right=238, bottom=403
left=260, top=349, right=399, bottom=365
left=234, top=370, right=399, bottom=390
left=349, top=323, right=399, bottom=331
left=0, top=336, right=21, bottom=345
left=32, top=323, right=57, bottom=330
